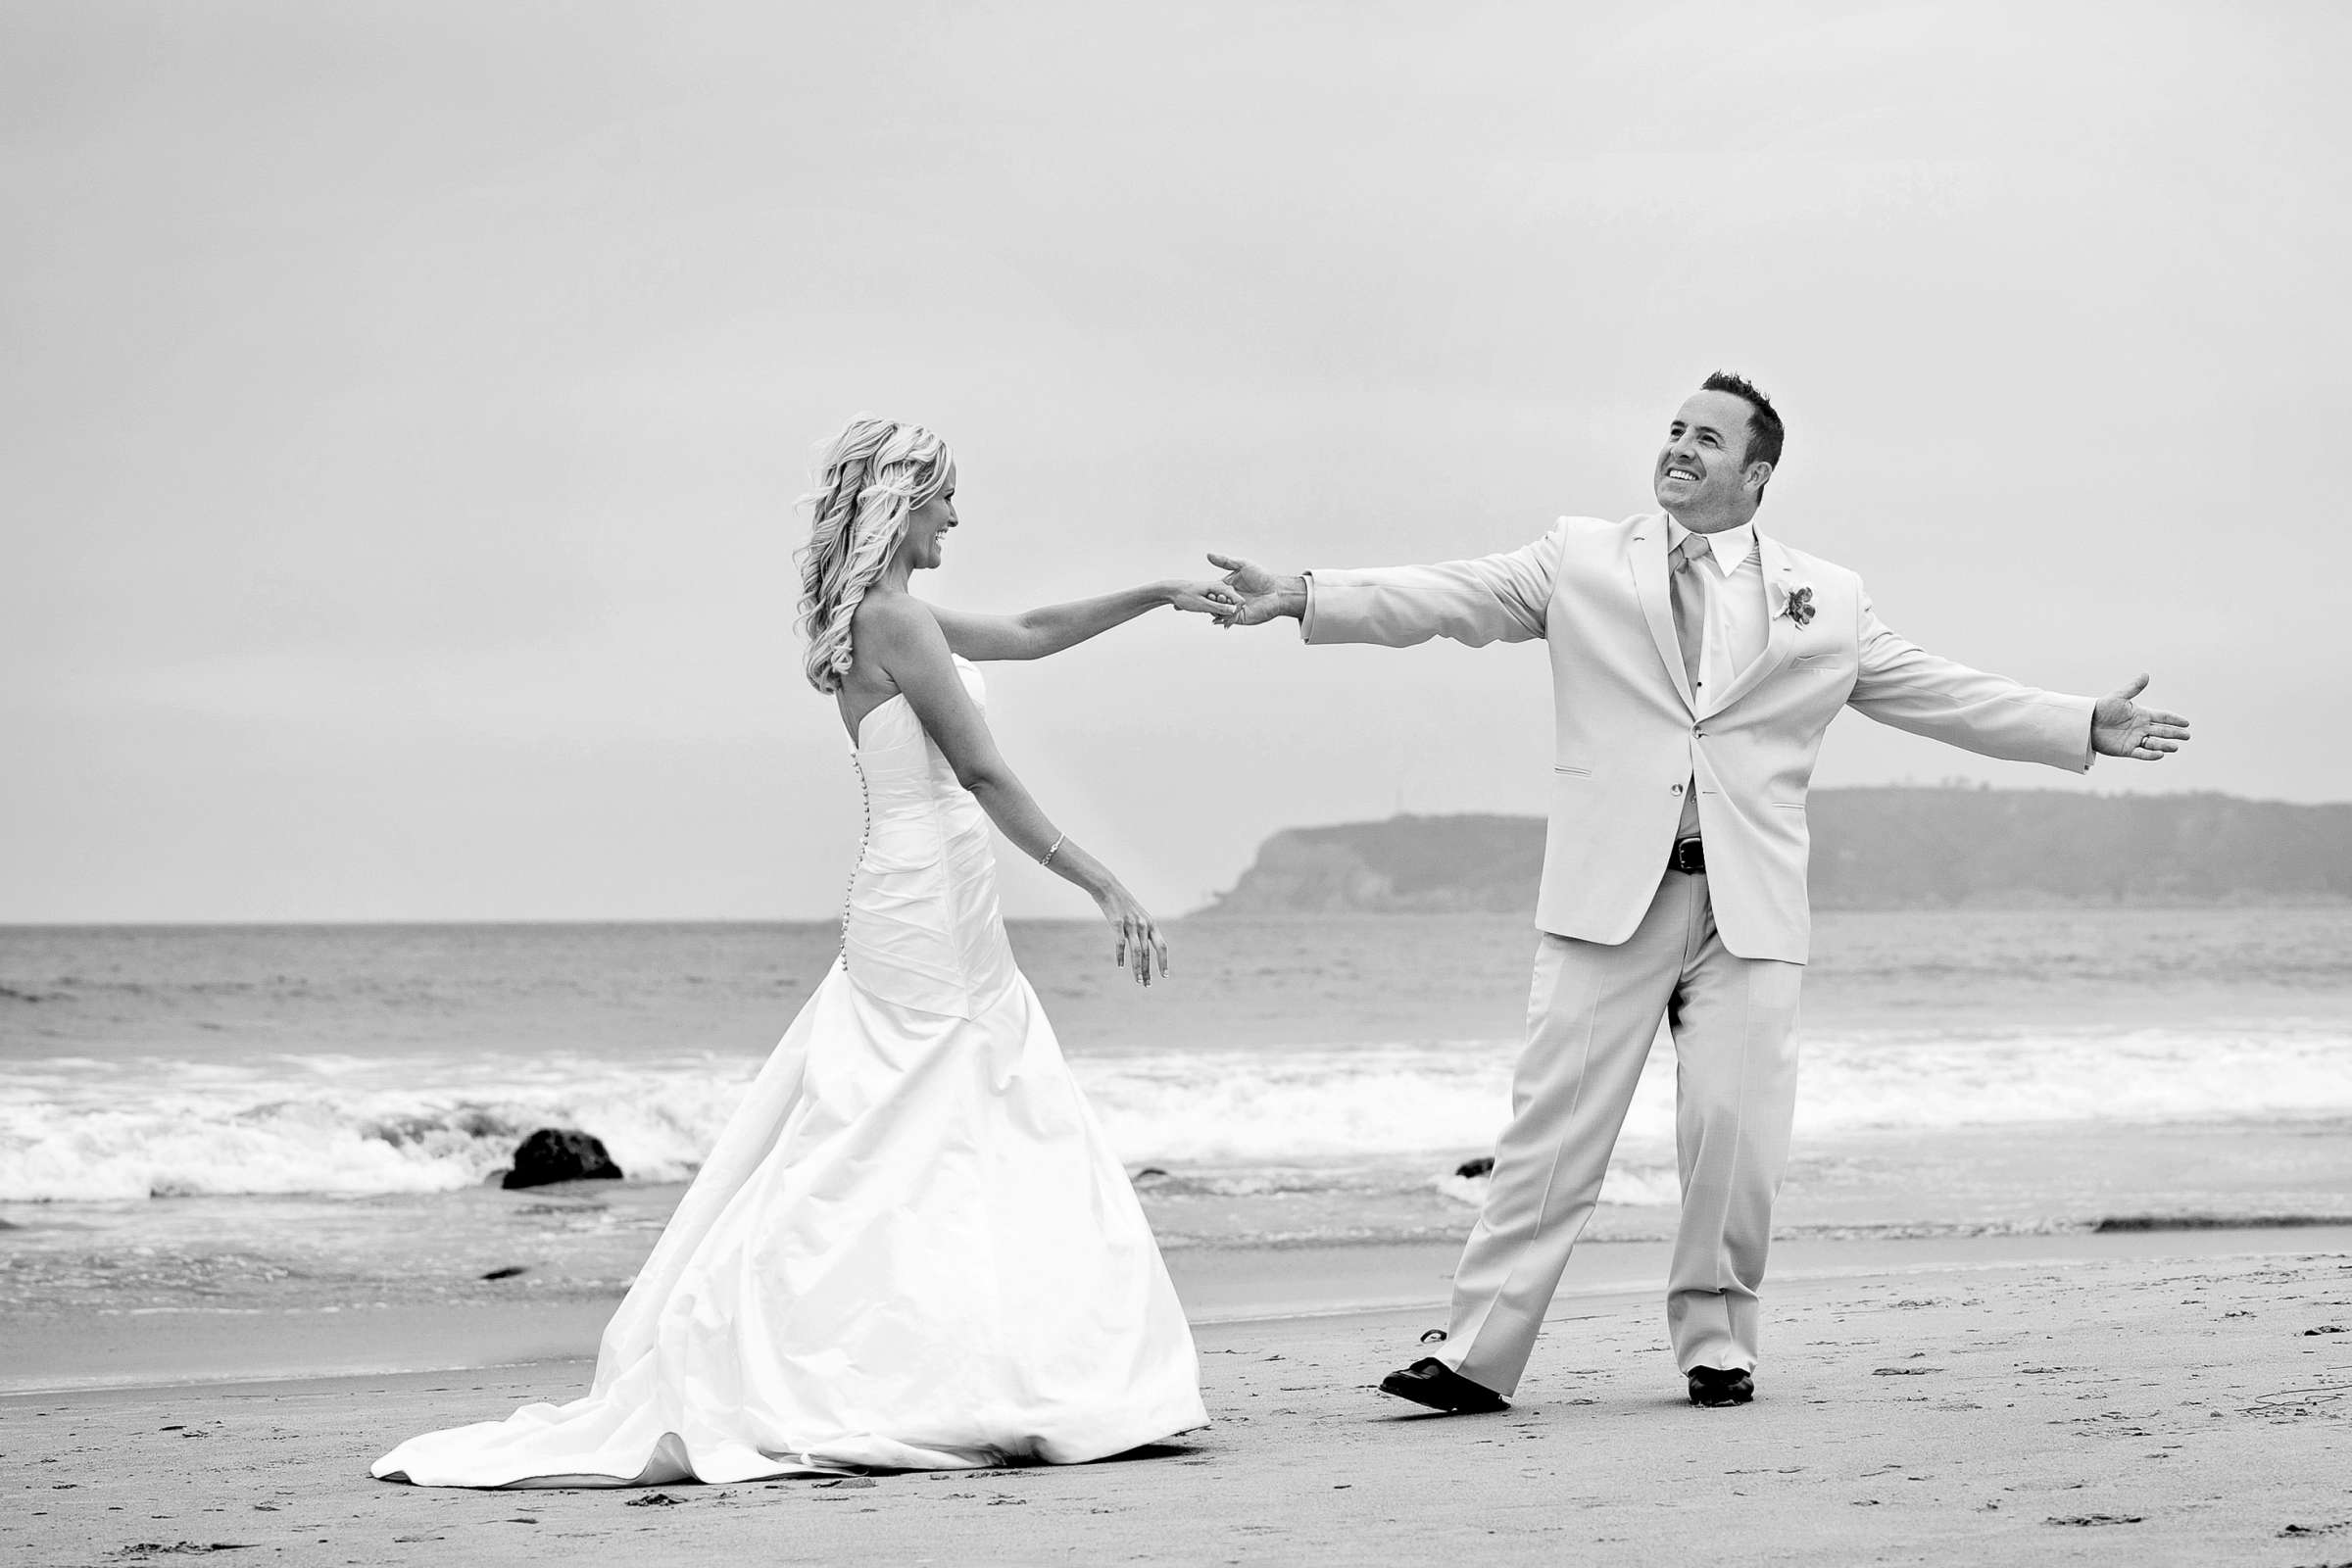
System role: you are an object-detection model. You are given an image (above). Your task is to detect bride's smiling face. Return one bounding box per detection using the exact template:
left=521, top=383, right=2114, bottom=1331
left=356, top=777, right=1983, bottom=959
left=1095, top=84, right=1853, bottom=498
left=902, top=464, right=958, bottom=571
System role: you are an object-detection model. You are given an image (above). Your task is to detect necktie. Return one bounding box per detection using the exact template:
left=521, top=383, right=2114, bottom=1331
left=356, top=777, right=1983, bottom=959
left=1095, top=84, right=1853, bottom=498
left=1670, top=533, right=1713, bottom=697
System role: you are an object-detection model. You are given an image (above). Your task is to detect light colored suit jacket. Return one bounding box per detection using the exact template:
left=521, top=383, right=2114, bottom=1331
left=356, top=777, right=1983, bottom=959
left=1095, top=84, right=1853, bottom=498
left=1302, top=514, right=2095, bottom=963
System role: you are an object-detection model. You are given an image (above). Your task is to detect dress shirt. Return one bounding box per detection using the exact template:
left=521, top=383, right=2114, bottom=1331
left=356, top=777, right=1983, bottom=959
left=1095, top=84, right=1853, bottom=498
left=1664, top=515, right=1769, bottom=709
left=1667, top=515, right=1770, bottom=840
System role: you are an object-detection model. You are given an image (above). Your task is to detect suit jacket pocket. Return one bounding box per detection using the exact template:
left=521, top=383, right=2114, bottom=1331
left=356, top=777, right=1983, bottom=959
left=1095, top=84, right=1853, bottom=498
left=1553, top=763, right=1592, bottom=777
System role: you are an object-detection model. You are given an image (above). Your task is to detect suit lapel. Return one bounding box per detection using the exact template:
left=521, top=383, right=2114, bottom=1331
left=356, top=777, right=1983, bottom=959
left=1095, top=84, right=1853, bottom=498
left=1702, top=532, right=1801, bottom=717
left=1629, top=517, right=1696, bottom=712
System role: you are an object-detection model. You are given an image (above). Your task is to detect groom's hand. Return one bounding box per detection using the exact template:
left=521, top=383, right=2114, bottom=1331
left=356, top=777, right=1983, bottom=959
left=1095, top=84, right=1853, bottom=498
left=2091, top=673, right=2192, bottom=760
left=1204, top=553, right=1307, bottom=627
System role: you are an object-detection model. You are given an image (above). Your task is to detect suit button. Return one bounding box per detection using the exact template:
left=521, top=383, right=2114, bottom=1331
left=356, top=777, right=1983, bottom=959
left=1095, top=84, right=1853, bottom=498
left=1670, top=783, right=1684, bottom=795
left=1693, top=729, right=1707, bottom=740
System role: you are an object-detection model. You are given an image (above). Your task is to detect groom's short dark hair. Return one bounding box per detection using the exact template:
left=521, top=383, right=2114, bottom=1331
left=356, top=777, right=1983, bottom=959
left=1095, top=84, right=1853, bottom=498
left=1701, top=370, right=1785, bottom=473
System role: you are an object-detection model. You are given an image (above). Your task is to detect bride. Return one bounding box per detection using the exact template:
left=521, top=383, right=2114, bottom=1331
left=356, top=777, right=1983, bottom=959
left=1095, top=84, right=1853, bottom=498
left=373, top=416, right=1225, bottom=1486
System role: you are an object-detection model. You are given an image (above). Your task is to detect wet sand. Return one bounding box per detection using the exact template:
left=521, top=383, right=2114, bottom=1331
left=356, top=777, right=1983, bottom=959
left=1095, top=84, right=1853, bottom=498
left=13, top=1224, right=2348, bottom=1394
left=6, top=1229, right=2349, bottom=1565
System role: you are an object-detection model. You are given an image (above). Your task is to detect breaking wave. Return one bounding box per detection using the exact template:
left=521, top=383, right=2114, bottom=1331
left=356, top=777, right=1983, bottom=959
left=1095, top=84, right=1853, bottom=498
left=4, top=1022, right=2348, bottom=1203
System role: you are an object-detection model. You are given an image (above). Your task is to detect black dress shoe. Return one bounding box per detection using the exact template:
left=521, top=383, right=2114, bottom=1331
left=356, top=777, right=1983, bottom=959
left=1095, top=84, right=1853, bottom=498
left=1380, top=1358, right=1508, bottom=1413
left=1687, top=1366, right=1754, bottom=1407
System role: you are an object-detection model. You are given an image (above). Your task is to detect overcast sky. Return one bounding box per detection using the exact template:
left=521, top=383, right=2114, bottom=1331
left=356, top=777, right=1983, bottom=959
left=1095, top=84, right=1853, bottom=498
left=4, top=1, right=2343, bottom=923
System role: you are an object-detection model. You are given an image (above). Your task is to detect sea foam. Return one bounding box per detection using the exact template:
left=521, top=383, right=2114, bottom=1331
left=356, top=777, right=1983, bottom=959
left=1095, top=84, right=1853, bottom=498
left=3, top=1023, right=2348, bottom=1203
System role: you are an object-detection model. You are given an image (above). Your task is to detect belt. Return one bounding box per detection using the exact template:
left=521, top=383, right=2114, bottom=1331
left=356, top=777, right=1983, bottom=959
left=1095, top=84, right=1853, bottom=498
left=1668, top=836, right=1706, bottom=874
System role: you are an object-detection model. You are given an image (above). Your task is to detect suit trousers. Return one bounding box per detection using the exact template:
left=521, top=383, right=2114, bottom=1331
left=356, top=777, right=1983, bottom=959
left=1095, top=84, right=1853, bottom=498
left=1439, top=868, right=1804, bottom=1396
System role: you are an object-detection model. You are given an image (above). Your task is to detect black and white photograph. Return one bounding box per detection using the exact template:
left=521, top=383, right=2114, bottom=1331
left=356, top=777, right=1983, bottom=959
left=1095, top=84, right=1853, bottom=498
left=4, top=2, right=2347, bottom=1562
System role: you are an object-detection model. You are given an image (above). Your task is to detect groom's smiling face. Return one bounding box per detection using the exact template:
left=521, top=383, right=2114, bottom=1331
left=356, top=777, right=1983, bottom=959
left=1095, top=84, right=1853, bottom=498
left=1653, top=390, right=1765, bottom=526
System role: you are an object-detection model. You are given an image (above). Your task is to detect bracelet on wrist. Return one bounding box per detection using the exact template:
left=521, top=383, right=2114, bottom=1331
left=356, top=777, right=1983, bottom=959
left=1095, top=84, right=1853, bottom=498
left=1039, top=832, right=1067, bottom=869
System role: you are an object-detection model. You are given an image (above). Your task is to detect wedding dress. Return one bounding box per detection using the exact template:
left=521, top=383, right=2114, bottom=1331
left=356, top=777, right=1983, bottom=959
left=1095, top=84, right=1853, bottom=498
left=373, top=658, right=1205, bottom=1485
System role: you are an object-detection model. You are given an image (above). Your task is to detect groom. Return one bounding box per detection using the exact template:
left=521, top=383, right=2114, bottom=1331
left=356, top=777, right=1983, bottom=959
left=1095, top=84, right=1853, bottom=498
left=1211, top=372, right=2190, bottom=1411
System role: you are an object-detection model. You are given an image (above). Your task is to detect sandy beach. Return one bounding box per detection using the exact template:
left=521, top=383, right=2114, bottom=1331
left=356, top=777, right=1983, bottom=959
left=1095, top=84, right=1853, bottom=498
left=7, top=1226, right=2348, bottom=1566
left=9, top=916, right=2350, bottom=1563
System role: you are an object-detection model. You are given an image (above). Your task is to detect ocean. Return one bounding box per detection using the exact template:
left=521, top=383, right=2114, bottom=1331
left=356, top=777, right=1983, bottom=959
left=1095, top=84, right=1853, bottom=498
left=5, top=910, right=2350, bottom=1327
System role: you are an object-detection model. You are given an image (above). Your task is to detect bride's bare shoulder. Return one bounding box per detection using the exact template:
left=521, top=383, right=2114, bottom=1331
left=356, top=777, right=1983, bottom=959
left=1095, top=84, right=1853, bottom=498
left=851, top=590, right=947, bottom=657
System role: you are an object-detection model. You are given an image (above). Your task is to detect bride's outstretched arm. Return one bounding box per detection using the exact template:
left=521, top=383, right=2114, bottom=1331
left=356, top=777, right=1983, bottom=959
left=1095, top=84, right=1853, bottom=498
left=930, top=581, right=1234, bottom=662
left=855, top=594, right=1169, bottom=985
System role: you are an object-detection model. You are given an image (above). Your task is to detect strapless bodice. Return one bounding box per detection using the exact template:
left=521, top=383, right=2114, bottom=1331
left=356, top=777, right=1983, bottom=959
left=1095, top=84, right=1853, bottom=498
left=852, top=658, right=990, bottom=848
left=841, top=658, right=1016, bottom=1017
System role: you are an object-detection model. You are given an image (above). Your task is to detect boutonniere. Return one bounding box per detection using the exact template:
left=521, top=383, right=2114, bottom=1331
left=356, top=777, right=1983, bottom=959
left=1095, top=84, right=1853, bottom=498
left=1780, top=583, right=1816, bottom=627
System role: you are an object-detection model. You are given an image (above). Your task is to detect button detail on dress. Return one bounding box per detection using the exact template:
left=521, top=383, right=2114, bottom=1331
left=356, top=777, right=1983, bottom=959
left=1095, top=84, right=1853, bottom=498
left=841, top=753, right=872, bottom=968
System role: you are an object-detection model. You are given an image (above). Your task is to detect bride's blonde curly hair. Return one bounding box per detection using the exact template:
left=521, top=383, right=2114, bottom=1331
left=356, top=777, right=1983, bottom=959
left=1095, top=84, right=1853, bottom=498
left=795, top=415, right=955, bottom=694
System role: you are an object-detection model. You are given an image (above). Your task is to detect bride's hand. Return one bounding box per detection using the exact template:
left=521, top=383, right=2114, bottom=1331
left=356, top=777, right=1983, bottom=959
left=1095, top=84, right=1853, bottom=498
left=1164, top=580, right=1241, bottom=617
left=1095, top=882, right=1169, bottom=987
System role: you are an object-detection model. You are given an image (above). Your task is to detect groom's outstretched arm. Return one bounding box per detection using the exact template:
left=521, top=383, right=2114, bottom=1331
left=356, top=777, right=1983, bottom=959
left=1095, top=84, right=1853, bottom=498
left=1847, top=590, right=2191, bottom=767
left=1209, top=523, right=1563, bottom=649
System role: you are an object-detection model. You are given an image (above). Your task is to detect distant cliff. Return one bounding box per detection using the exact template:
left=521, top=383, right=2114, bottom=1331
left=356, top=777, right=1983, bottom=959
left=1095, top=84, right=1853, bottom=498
left=1201, top=790, right=2352, bottom=914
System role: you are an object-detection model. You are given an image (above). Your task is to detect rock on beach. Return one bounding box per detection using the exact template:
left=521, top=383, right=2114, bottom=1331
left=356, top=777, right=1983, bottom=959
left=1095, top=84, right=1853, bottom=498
left=500, top=1129, right=624, bottom=1191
